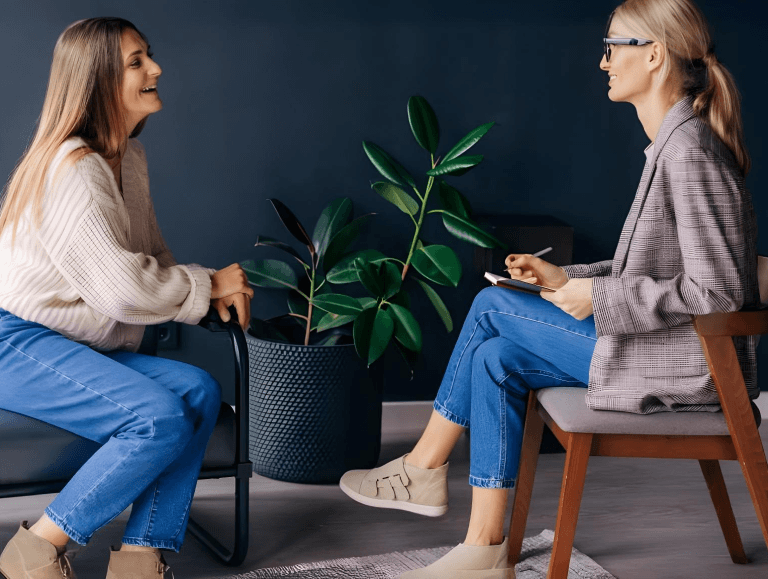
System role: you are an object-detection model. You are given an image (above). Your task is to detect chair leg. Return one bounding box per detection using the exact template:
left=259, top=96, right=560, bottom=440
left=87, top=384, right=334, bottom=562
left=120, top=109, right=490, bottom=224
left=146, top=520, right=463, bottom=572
left=547, top=432, right=592, bottom=579
left=699, top=460, right=748, bottom=564
left=698, top=334, right=768, bottom=552
left=187, top=470, right=250, bottom=566
left=509, top=392, right=545, bottom=566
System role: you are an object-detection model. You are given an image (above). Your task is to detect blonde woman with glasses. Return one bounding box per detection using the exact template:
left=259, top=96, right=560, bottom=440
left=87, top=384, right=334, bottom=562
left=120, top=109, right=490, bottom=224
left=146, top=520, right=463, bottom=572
left=0, top=18, right=253, bottom=579
left=340, top=0, right=757, bottom=577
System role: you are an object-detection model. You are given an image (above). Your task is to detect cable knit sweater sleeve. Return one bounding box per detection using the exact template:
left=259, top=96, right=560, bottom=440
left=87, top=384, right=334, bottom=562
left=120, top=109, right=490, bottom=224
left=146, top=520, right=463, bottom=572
left=37, top=148, right=212, bottom=326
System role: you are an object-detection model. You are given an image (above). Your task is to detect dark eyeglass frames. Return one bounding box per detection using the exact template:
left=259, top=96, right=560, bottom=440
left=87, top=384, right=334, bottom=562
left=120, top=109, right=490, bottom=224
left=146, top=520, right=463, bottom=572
left=603, top=10, right=654, bottom=62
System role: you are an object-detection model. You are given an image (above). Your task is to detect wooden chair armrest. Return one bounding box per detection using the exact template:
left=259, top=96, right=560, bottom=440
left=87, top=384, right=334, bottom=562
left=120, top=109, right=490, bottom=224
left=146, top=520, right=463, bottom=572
left=693, top=309, right=768, bottom=337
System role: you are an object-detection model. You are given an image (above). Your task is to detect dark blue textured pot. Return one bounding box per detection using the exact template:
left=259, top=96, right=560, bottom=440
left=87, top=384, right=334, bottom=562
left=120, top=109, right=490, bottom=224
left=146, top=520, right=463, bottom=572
left=245, top=330, right=383, bottom=484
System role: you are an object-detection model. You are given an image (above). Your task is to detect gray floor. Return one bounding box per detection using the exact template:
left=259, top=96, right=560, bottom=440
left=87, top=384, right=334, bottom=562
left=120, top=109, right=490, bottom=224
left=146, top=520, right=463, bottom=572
left=3, top=406, right=768, bottom=579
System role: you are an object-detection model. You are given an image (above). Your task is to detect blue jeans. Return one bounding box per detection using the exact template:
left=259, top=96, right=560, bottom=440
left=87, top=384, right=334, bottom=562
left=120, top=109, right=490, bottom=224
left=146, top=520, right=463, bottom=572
left=434, top=287, right=597, bottom=488
left=0, top=309, right=221, bottom=551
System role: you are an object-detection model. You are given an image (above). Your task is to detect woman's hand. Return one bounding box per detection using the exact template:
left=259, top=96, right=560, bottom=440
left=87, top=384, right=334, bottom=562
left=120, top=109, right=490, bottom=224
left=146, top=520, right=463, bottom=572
left=540, top=278, right=594, bottom=320
left=211, top=263, right=253, bottom=299
left=504, top=253, right=569, bottom=289
left=210, top=264, right=254, bottom=332
left=212, top=293, right=251, bottom=332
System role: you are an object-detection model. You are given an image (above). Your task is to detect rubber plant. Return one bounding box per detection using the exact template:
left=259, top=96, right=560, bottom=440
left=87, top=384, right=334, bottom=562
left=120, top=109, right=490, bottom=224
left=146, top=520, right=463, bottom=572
left=243, top=96, right=506, bottom=367
left=242, top=197, right=374, bottom=347
left=323, top=95, right=507, bottom=368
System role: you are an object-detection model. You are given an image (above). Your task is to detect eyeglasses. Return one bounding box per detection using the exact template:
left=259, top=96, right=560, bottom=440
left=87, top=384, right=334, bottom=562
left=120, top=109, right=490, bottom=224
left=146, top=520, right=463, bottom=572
left=604, top=37, right=655, bottom=62
left=603, top=10, right=654, bottom=62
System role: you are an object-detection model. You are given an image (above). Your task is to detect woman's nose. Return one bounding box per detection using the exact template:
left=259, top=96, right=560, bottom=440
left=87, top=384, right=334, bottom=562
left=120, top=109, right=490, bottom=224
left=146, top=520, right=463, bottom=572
left=599, top=53, right=609, bottom=71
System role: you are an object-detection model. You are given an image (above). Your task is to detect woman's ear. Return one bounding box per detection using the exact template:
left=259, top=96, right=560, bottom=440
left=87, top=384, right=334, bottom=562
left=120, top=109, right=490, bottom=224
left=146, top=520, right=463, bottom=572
left=647, top=42, right=665, bottom=72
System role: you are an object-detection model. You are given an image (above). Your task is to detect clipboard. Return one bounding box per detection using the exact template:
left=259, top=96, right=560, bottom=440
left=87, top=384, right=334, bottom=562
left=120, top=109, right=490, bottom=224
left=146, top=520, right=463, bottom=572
left=484, top=272, right=556, bottom=294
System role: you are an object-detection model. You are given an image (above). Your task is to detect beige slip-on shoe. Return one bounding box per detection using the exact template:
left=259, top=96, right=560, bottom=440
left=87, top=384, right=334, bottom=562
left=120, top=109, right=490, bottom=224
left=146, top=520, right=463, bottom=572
left=0, top=521, right=75, bottom=579
left=398, top=537, right=513, bottom=578
left=104, top=548, right=171, bottom=579
left=339, top=454, right=448, bottom=517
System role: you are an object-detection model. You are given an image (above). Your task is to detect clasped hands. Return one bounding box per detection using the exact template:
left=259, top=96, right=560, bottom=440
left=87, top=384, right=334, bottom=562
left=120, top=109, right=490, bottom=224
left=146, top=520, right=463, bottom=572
left=210, top=263, right=254, bottom=332
left=504, top=253, right=594, bottom=321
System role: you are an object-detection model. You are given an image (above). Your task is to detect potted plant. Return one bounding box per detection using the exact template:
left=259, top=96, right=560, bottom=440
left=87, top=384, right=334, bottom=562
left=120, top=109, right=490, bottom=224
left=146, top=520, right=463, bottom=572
left=243, top=95, right=506, bottom=484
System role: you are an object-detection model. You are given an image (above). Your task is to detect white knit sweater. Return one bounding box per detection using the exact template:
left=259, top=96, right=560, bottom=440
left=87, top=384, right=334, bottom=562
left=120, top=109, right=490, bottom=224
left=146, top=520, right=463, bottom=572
left=0, top=137, right=213, bottom=352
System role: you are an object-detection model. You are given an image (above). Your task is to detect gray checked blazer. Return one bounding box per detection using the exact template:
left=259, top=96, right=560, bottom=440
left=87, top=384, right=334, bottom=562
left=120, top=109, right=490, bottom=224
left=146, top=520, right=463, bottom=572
left=563, top=96, right=759, bottom=414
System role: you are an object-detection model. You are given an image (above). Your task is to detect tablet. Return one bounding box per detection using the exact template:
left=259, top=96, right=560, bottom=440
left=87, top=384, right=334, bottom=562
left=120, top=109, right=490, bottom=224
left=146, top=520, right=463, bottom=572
left=484, top=272, right=556, bottom=294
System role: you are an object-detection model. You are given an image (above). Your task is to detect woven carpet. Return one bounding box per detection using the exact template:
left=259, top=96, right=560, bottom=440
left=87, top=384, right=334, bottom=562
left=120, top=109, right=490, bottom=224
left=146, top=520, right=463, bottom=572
left=229, top=530, right=617, bottom=579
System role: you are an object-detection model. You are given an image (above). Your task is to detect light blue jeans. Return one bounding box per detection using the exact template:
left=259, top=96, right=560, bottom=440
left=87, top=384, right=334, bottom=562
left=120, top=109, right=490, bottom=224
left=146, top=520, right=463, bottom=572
left=0, top=309, right=221, bottom=551
left=434, top=287, right=598, bottom=488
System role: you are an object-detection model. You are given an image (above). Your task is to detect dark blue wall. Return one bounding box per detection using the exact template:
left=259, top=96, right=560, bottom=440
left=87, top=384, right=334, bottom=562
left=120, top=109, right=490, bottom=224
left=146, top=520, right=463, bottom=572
left=1, top=0, right=765, bottom=402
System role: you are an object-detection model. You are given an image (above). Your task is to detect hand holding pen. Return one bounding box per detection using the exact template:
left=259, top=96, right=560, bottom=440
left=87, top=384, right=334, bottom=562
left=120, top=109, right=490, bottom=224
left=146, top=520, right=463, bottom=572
left=504, top=246, right=569, bottom=290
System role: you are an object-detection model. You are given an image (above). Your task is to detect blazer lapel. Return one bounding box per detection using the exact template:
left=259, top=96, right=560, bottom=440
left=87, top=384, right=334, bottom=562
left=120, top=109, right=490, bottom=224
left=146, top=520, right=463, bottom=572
left=611, top=96, right=697, bottom=276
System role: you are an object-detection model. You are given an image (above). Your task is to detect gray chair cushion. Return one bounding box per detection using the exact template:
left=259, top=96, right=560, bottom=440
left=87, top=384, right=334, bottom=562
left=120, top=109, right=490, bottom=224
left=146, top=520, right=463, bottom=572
left=537, top=387, right=762, bottom=436
left=0, top=403, right=236, bottom=486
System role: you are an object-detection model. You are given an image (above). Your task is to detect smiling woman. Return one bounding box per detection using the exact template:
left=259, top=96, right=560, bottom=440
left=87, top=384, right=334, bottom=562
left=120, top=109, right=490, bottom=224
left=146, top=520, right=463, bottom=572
left=0, top=17, right=253, bottom=579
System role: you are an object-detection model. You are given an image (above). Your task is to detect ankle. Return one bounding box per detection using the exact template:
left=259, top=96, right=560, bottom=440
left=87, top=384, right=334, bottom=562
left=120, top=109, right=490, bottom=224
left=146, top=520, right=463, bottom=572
left=120, top=544, right=160, bottom=556
left=463, top=533, right=505, bottom=547
left=27, top=524, right=68, bottom=549
left=404, top=452, right=446, bottom=470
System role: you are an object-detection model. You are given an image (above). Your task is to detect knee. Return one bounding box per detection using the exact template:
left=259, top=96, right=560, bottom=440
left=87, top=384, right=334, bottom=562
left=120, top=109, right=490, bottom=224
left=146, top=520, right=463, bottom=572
left=186, top=366, right=222, bottom=419
left=470, top=286, right=507, bottom=317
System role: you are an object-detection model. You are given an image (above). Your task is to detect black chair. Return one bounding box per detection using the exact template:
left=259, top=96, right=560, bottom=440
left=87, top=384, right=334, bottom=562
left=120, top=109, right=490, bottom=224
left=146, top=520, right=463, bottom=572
left=0, top=308, right=252, bottom=566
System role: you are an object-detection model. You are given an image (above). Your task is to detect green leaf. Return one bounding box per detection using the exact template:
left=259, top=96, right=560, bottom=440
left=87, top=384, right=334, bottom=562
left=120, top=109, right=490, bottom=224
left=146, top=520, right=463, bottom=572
left=242, top=259, right=298, bottom=290
left=442, top=122, right=494, bottom=164
left=438, top=181, right=472, bottom=219
left=315, top=311, right=356, bottom=332
left=312, top=293, right=364, bottom=315
left=355, top=259, right=401, bottom=299
left=253, top=236, right=307, bottom=266
left=326, top=249, right=388, bottom=284
left=354, top=257, right=384, bottom=297
left=380, top=261, right=403, bottom=300
left=354, top=307, right=394, bottom=365
left=322, top=213, right=374, bottom=273
left=372, top=182, right=419, bottom=216
left=442, top=212, right=507, bottom=249
left=358, top=296, right=377, bottom=309
left=426, top=155, right=484, bottom=177
left=416, top=279, right=453, bottom=332
left=407, top=95, right=439, bottom=154
left=393, top=338, right=418, bottom=380
left=317, top=333, right=344, bottom=346
left=387, top=303, right=422, bottom=352
left=389, top=290, right=411, bottom=309
left=311, top=197, right=353, bottom=259
left=268, top=199, right=315, bottom=258
left=410, top=245, right=462, bottom=287
left=363, top=141, right=416, bottom=190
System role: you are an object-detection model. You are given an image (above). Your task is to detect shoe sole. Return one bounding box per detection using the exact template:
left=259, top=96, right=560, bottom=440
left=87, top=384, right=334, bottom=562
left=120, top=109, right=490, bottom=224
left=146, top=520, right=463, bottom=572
left=338, top=479, right=448, bottom=517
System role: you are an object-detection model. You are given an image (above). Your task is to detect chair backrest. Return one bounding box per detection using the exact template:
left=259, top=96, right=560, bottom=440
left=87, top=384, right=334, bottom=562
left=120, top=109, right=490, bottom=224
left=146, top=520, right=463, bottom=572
left=759, top=256, right=768, bottom=306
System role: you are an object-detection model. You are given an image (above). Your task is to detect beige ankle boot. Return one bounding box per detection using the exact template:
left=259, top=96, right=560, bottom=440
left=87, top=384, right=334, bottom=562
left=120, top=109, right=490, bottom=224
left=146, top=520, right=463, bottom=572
left=0, top=521, right=75, bottom=579
left=104, top=548, right=171, bottom=579
left=398, top=537, right=514, bottom=578
left=339, top=454, right=449, bottom=517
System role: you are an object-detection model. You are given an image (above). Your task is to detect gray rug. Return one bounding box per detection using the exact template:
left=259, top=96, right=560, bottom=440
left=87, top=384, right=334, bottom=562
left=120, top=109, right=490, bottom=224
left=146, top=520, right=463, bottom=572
left=230, top=530, right=617, bottom=578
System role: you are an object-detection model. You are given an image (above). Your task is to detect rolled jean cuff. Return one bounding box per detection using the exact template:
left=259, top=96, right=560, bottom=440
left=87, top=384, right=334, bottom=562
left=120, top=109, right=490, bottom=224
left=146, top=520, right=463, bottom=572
left=121, top=537, right=182, bottom=552
left=468, top=475, right=516, bottom=489
left=433, top=400, right=470, bottom=428
left=44, top=507, right=90, bottom=546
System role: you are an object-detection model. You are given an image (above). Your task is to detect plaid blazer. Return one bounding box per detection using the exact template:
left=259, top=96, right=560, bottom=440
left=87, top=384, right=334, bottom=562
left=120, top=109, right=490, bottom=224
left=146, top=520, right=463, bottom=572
left=563, top=96, right=759, bottom=414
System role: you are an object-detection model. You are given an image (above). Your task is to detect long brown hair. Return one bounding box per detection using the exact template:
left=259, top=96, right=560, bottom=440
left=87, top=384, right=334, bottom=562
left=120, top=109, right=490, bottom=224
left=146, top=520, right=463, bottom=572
left=0, top=17, right=149, bottom=241
left=615, top=0, right=750, bottom=175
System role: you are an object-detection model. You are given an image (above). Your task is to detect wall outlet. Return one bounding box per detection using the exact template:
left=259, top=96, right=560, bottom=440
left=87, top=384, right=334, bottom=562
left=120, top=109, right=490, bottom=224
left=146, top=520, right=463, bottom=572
left=157, top=321, right=181, bottom=350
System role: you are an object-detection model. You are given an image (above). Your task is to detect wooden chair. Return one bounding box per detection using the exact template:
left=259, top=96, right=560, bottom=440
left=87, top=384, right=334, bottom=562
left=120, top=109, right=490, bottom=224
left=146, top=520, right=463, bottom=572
left=508, top=257, right=768, bottom=578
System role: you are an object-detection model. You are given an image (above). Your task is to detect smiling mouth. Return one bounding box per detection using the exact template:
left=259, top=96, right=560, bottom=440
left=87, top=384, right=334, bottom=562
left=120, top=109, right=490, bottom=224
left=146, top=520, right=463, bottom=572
left=141, top=86, right=157, bottom=94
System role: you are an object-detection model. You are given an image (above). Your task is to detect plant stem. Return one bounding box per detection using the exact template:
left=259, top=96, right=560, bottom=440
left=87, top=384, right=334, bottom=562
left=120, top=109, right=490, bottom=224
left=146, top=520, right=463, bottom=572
left=401, top=170, right=436, bottom=281
left=305, top=268, right=316, bottom=346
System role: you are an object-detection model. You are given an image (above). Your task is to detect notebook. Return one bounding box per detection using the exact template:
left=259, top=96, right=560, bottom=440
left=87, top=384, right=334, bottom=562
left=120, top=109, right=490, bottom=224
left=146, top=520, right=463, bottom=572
left=484, top=272, right=556, bottom=294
